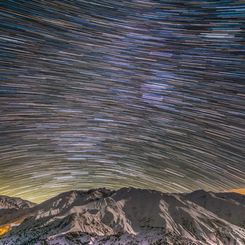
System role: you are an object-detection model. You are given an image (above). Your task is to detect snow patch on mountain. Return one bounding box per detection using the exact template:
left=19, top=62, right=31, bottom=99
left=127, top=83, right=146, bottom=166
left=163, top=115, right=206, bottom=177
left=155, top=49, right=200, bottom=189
left=0, top=188, right=244, bottom=245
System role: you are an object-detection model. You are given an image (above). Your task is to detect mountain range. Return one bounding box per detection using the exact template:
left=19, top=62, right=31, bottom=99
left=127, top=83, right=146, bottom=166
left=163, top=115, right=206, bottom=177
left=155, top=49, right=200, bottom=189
left=0, top=188, right=244, bottom=245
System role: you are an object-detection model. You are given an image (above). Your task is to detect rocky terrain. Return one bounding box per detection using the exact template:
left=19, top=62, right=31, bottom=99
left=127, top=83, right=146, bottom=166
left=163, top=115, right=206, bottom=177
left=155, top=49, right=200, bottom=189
left=0, top=188, right=244, bottom=245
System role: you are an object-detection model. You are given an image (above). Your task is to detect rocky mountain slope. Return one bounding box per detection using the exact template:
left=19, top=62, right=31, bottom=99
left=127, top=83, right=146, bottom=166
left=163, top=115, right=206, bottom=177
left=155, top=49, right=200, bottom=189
left=0, top=195, right=35, bottom=210
left=0, top=188, right=244, bottom=245
left=0, top=195, right=36, bottom=237
left=0, top=195, right=35, bottom=223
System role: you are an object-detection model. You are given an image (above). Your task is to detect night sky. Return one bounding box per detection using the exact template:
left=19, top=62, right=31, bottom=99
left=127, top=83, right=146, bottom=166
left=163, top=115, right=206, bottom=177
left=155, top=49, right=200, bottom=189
left=1, top=0, right=244, bottom=203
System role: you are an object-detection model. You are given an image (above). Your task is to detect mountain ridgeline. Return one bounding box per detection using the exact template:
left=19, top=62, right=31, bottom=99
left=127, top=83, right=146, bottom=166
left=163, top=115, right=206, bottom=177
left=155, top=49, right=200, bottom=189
left=0, top=188, right=244, bottom=245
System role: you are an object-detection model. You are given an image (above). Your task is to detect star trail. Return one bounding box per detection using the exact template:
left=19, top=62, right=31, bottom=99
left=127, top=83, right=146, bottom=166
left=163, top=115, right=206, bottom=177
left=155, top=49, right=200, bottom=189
left=0, top=0, right=244, bottom=203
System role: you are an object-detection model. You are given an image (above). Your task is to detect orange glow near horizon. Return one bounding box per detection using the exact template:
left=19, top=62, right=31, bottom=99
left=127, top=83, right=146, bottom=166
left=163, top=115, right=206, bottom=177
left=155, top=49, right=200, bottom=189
left=0, top=224, right=11, bottom=236
left=227, top=188, right=245, bottom=195
left=0, top=220, right=22, bottom=237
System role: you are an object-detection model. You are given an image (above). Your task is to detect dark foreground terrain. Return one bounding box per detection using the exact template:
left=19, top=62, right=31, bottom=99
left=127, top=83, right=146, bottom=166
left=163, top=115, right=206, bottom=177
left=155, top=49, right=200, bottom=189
left=0, top=188, right=244, bottom=244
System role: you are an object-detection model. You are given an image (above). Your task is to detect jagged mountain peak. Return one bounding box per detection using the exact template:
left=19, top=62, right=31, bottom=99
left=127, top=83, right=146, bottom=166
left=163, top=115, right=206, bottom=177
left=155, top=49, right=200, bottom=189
left=1, top=188, right=244, bottom=245
left=0, top=195, right=35, bottom=210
